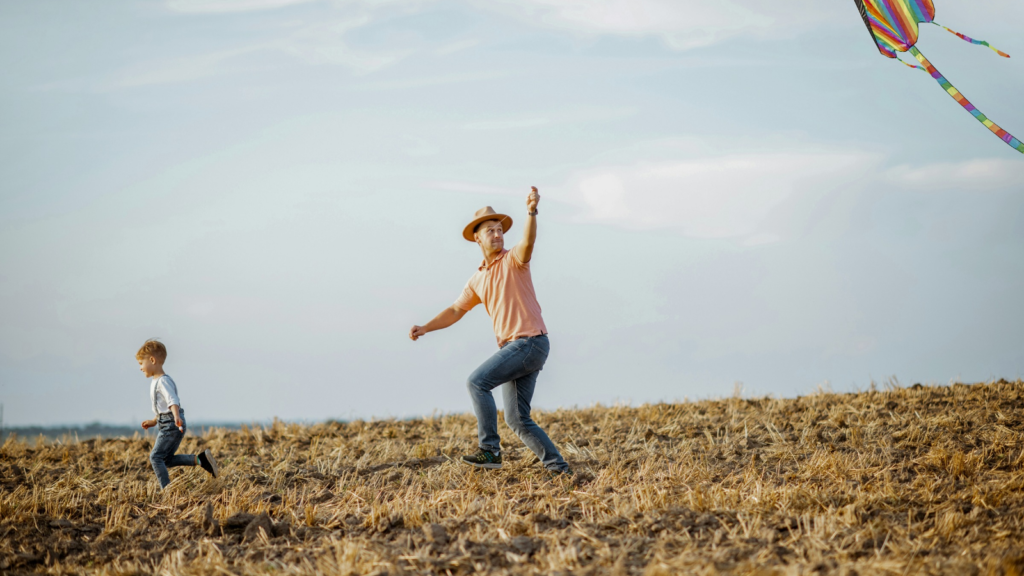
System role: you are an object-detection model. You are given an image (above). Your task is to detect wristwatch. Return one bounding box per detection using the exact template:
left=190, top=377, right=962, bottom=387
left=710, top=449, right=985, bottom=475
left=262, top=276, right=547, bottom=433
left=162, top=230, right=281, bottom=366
left=528, top=209, right=538, bottom=216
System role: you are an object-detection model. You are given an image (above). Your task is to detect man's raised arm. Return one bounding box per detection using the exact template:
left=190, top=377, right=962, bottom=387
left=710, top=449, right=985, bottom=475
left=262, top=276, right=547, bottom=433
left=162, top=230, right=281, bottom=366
left=514, top=186, right=540, bottom=264
left=409, top=305, right=468, bottom=341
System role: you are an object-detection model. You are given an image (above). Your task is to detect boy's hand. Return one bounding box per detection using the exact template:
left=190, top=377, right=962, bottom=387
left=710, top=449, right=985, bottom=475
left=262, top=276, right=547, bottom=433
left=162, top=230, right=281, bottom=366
left=175, top=416, right=184, bottom=432
left=409, top=325, right=427, bottom=341
left=141, top=419, right=156, bottom=430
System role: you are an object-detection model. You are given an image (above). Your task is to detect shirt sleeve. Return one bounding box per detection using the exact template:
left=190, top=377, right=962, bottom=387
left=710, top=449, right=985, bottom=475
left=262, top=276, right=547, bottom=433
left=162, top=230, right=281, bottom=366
left=157, top=376, right=181, bottom=409
left=454, top=283, right=481, bottom=311
left=508, top=246, right=530, bottom=270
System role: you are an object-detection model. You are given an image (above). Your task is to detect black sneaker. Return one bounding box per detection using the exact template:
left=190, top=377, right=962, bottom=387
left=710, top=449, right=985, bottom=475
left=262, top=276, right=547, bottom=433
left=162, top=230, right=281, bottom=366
left=461, top=450, right=502, bottom=469
left=546, top=468, right=574, bottom=480
left=198, top=449, right=219, bottom=478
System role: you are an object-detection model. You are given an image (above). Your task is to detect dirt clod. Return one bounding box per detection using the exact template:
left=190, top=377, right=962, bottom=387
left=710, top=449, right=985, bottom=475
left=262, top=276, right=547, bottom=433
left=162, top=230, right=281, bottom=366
left=511, top=535, right=539, bottom=556
left=222, top=512, right=255, bottom=533
left=424, top=522, right=448, bottom=545
left=243, top=512, right=274, bottom=542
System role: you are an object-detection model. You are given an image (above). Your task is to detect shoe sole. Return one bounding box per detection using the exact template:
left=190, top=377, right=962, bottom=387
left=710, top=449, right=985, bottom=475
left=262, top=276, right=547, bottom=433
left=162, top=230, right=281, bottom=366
left=203, top=449, right=219, bottom=478
left=461, top=459, right=502, bottom=469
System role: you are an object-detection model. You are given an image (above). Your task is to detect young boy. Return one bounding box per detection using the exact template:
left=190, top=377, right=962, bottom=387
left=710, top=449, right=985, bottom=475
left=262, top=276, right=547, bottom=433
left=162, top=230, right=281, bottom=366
left=137, top=339, right=218, bottom=489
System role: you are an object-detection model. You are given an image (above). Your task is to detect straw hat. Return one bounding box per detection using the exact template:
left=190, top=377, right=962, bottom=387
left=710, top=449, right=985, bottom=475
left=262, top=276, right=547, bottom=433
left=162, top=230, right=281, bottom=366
left=463, top=206, right=512, bottom=242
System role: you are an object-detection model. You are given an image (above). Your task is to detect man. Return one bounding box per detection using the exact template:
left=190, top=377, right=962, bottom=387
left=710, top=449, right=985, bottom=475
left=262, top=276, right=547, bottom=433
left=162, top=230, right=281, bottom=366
left=409, top=187, right=572, bottom=476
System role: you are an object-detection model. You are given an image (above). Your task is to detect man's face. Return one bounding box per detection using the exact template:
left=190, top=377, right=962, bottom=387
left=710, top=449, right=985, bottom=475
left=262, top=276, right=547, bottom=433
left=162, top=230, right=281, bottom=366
left=475, top=219, right=504, bottom=252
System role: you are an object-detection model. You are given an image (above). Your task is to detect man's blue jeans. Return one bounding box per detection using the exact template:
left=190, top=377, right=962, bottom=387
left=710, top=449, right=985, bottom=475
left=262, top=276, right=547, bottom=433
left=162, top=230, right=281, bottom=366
left=150, top=410, right=197, bottom=489
left=467, top=334, right=569, bottom=472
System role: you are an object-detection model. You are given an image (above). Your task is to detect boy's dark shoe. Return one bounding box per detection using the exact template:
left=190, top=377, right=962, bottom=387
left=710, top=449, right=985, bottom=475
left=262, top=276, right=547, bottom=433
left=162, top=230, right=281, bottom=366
left=461, top=450, right=502, bottom=469
left=546, top=468, right=574, bottom=480
left=198, top=449, right=219, bottom=478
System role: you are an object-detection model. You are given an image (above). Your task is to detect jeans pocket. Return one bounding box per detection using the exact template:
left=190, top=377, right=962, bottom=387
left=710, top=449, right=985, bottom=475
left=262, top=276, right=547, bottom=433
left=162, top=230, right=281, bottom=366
left=521, top=340, right=549, bottom=373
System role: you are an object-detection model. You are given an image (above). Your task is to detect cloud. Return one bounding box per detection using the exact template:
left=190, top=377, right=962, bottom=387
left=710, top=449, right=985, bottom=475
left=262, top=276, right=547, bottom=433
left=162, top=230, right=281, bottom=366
left=460, top=107, right=635, bottom=131
left=431, top=144, right=1021, bottom=243
left=272, top=16, right=415, bottom=72
left=463, top=118, right=550, bottom=130
left=434, top=38, right=480, bottom=56
left=350, top=69, right=513, bottom=91
left=470, top=0, right=842, bottom=49
left=402, top=135, right=440, bottom=157
left=482, top=0, right=768, bottom=49
left=145, top=0, right=853, bottom=88
left=559, top=146, right=877, bottom=238
left=885, top=158, right=1024, bottom=192
left=166, top=0, right=317, bottom=13
left=428, top=181, right=522, bottom=196
left=156, top=0, right=856, bottom=65
left=556, top=148, right=1024, bottom=241
left=118, top=6, right=416, bottom=86
left=116, top=46, right=263, bottom=87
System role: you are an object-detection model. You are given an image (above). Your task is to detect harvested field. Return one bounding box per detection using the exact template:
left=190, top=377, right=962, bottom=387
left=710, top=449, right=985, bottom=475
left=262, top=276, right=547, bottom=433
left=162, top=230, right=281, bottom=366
left=3, top=380, right=1024, bottom=575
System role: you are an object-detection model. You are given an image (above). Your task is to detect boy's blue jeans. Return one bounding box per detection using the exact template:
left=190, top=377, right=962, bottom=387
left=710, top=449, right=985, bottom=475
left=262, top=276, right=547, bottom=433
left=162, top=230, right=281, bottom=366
left=466, top=334, right=569, bottom=472
left=150, top=410, right=196, bottom=489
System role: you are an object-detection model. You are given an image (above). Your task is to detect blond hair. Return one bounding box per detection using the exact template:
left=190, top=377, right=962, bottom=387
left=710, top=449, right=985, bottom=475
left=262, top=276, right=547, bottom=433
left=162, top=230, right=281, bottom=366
left=136, top=339, right=167, bottom=362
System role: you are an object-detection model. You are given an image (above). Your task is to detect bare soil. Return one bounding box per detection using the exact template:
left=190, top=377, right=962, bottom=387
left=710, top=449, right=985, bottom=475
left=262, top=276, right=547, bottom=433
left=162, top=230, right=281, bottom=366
left=3, top=380, right=1024, bottom=575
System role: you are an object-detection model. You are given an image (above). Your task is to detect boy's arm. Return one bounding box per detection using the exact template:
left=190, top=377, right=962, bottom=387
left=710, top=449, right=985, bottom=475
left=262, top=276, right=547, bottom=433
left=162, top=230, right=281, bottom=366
left=170, top=404, right=183, bottom=431
left=154, top=376, right=184, bottom=430
left=513, top=187, right=540, bottom=264
left=141, top=418, right=157, bottom=429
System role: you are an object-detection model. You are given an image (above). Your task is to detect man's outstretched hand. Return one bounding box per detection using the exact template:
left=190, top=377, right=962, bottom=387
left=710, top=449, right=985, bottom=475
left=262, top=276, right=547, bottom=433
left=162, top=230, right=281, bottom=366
left=527, top=186, right=540, bottom=213
left=410, top=307, right=467, bottom=342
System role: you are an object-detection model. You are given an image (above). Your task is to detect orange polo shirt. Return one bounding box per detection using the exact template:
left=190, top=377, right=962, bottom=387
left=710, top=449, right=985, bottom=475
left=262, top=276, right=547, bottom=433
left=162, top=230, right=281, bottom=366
left=454, top=248, right=548, bottom=347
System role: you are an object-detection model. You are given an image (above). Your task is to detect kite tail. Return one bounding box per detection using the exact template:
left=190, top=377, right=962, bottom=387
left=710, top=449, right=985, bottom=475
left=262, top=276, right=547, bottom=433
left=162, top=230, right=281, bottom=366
left=931, top=22, right=1010, bottom=58
left=894, top=56, right=927, bottom=72
left=909, top=47, right=1024, bottom=154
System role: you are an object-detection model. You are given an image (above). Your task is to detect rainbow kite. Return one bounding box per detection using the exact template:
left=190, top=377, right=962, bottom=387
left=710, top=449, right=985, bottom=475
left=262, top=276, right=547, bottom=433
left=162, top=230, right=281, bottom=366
left=854, top=0, right=1022, bottom=153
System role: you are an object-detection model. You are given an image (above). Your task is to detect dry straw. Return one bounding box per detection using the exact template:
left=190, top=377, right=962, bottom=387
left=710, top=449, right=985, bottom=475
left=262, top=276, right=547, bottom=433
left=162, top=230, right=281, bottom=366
left=2, top=380, right=1023, bottom=575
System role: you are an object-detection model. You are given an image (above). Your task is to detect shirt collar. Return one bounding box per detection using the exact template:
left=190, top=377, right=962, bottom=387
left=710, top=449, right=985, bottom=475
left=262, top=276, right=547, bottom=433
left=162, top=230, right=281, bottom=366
left=478, top=249, right=509, bottom=271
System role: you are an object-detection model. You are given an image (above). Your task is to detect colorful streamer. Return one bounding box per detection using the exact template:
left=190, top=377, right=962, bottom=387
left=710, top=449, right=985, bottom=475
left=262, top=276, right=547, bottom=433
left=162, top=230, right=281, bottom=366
left=931, top=22, right=1010, bottom=58
left=894, top=56, right=927, bottom=71
left=910, top=47, right=1024, bottom=153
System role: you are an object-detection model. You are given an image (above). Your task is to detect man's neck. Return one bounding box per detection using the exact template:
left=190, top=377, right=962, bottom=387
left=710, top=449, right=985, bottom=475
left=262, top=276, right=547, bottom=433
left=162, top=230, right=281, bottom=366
left=481, top=246, right=504, bottom=266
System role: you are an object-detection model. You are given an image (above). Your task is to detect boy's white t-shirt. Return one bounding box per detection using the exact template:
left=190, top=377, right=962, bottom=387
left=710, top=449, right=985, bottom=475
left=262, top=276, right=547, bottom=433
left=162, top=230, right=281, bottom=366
left=151, top=375, right=182, bottom=415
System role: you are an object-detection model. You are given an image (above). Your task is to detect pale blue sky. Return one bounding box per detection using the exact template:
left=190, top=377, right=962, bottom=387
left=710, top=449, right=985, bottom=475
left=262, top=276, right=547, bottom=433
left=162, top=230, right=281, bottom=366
left=1, top=0, right=1022, bottom=426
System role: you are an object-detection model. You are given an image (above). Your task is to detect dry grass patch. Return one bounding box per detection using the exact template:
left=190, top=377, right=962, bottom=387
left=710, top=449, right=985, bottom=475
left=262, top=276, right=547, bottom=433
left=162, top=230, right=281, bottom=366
left=3, top=380, right=1024, bottom=575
